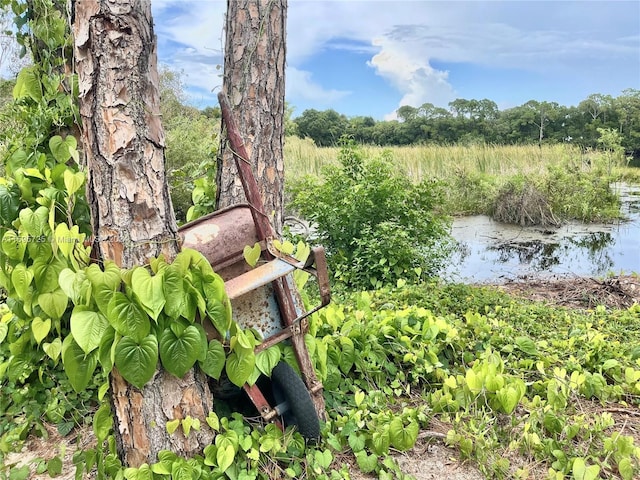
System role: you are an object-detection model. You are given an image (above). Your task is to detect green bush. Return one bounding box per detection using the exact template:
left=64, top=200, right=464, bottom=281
left=442, top=169, right=498, bottom=215
left=289, top=138, right=453, bottom=290
left=544, top=164, right=620, bottom=222
left=160, top=68, right=218, bottom=223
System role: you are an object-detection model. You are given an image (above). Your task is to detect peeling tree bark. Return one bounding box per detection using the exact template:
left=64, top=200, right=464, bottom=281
left=73, top=0, right=214, bottom=466
left=216, top=0, right=287, bottom=233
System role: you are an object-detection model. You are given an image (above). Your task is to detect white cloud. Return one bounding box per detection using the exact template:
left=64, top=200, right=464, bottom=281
left=151, top=1, right=639, bottom=114
left=286, top=67, right=351, bottom=106
left=368, top=36, right=457, bottom=118
left=152, top=1, right=225, bottom=102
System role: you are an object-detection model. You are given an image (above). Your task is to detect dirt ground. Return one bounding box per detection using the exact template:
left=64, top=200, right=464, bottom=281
left=348, top=418, right=485, bottom=480
left=4, top=275, right=639, bottom=479
left=495, top=274, right=640, bottom=310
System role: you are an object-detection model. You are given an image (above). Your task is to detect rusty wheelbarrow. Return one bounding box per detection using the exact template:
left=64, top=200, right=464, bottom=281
left=178, top=93, right=330, bottom=439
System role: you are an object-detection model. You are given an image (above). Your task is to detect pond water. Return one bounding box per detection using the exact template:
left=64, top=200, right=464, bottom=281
left=445, top=183, right=640, bottom=284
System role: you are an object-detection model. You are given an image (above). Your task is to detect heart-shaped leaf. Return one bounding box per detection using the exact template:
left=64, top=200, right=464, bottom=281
left=107, top=292, right=150, bottom=342
left=31, top=317, right=51, bottom=344
left=207, top=297, right=232, bottom=338
left=27, top=236, right=52, bottom=263
left=159, top=325, right=203, bottom=379
left=19, top=206, right=49, bottom=237
left=465, top=368, right=483, bottom=394
left=242, top=243, right=261, bottom=268
left=199, top=339, right=226, bottom=380
left=63, top=169, right=84, bottom=196
left=54, top=223, right=84, bottom=258
left=33, top=256, right=66, bottom=293
left=11, top=263, right=33, bottom=300
left=496, top=385, right=521, bottom=414
left=115, top=335, right=158, bottom=389
left=93, top=403, right=113, bottom=443
left=515, top=336, right=538, bottom=356
left=131, top=267, right=165, bottom=321
left=93, top=283, right=117, bottom=317
left=42, top=338, right=62, bottom=362
left=389, top=418, right=419, bottom=451
left=225, top=350, right=255, bottom=387
left=86, top=261, right=122, bottom=290
left=202, top=272, right=226, bottom=305
left=62, top=335, right=98, bottom=392
left=0, top=184, right=20, bottom=225
left=58, top=268, right=91, bottom=305
left=38, top=289, right=69, bottom=320
left=1, top=230, right=27, bottom=260
left=272, top=239, right=294, bottom=255
left=0, top=323, right=7, bottom=344
left=70, top=306, right=109, bottom=354
left=50, top=135, right=79, bottom=164
left=355, top=451, right=378, bottom=474
left=162, top=264, right=185, bottom=319
left=255, top=345, right=281, bottom=377
left=166, top=419, right=180, bottom=435
left=217, top=444, right=235, bottom=473
left=13, top=67, right=42, bottom=101
left=98, top=326, right=116, bottom=373
left=572, top=457, right=600, bottom=480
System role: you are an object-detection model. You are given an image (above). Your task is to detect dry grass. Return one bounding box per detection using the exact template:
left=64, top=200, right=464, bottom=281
left=492, top=182, right=561, bottom=227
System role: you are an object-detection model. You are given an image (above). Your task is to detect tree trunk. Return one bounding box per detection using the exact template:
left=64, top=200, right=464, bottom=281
left=216, top=0, right=287, bottom=233
left=73, top=0, right=213, bottom=466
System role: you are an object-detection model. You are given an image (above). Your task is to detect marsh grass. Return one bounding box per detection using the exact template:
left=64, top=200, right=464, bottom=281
left=284, top=137, right=585, bottom=182
left=284, top=137, right=634, bottom=222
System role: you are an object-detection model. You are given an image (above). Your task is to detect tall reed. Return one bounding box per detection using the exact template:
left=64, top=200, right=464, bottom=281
left=283, top=137, right=585, bottom=183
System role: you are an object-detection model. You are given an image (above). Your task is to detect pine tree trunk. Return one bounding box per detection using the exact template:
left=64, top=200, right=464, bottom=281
left=73, top=0, right=214, bottom=466
left=216, top=0, right=287, bottom=233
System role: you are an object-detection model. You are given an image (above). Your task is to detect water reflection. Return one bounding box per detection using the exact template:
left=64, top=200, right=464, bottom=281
left=490, top=241, right=563, bottom=271
left=446, top=184, right=640, bottom=283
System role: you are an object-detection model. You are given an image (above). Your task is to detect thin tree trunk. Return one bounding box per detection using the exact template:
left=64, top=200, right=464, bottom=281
left=216, top=0, right=287, bottom=233
left=74, top=0, right=213, bottom=466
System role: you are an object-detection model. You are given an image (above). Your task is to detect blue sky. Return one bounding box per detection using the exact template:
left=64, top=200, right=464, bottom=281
left=153, top=0, right=639, bottom=120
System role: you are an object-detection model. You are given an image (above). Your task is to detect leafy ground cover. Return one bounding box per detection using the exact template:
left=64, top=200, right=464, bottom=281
left=2, top=276, right=639, bottom=479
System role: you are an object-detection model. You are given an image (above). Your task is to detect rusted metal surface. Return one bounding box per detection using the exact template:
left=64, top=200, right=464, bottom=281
left=225, top=259, right=296, bottom=299
left=198, top=93, right=328, bottom=423
left=218, top=92, right=273, bottom=242
left=242, top=383, right=281, bottom=426
left=230, top=284, right=284, bottom=340
left=179, top=205, right=259, bottom=270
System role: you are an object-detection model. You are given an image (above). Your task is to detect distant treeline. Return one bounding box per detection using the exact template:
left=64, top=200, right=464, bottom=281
left=289, top=90, right=640, bottom=156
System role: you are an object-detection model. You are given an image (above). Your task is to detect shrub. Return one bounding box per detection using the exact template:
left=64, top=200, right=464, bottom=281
left=289, top=138, right=453, bottom=290
left=544, top=164, right=620, bottom=222
left=492, top=175, right=560, bottom=227
left=442, top=169, right=498, bottom=216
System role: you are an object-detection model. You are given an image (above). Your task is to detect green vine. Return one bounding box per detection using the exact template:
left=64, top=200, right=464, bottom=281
left=0, top=0, right=273, bottom=459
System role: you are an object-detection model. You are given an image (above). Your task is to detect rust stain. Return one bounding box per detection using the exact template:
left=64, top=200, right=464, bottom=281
left=182, top=224, right=221, bottom=249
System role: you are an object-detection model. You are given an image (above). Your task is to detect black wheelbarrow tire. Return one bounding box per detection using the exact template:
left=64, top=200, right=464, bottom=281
left=271, top=361, right=320, bottom=440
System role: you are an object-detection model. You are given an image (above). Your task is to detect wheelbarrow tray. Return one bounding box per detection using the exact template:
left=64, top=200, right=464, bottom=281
left=179, top=203, right=329, bottom=427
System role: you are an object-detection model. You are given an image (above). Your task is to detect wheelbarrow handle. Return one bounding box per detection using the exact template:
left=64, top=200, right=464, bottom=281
left=309, top=246, right=331, bottom=308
